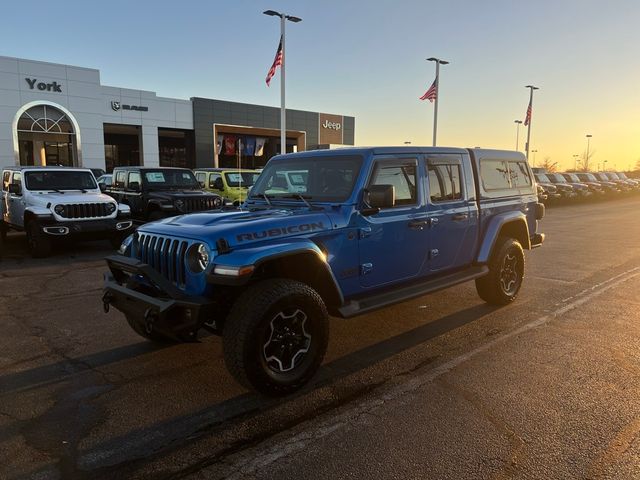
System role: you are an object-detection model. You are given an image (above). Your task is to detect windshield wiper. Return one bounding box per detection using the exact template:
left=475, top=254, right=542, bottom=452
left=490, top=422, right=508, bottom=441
left=280, top=194, right=322, bottom=210
left=249, top=193, right=273, bottom=206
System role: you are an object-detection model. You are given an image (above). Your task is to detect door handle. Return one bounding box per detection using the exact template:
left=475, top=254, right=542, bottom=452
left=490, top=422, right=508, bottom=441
left=452, top=213, right=468, bottom=221
left=408, top=219, right=430, bottom=230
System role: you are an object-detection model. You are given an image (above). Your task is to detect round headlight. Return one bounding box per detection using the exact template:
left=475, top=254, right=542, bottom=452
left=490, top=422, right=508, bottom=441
left=106, top=203, right=117, bottom=214
left=187, top=243, right=210, bottom=273
left=54, top=204, right=65, bottom=215
left=214, top=196, right=223, bottom=208
left=175, top=199, right=185, bottom=210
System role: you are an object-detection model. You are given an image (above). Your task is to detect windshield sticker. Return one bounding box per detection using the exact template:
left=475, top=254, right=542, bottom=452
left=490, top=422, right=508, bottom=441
left=146, top=172, right=166, bottom=183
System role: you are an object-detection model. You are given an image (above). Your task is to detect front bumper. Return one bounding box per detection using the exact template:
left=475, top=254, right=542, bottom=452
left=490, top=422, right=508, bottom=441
left=38, top=215, right=133, bottom=238
left=102, top=255, right=216, bottom=340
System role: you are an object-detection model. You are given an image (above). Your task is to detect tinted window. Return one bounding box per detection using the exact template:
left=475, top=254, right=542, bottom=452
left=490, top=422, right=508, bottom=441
left=428, top=164, right=463, bottom=202
left=370, top=161, right=417, bottom=206
left=509, top=161, right=532, bottom=187
left=481, top=160, right=511, bottom=190
left=114, top=171, right=126, bottom=188
left=251, top=156, right=363, bottom=202
left=2, top=171, right=9, bottom=191
left=24, top=171, right=96, bottom=191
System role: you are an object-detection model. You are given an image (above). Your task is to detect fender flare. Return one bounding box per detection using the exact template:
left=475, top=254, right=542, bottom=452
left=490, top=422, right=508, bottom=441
left=208, top=238, right=344, bottom=306
left=476, top=211, right=531, bottom=264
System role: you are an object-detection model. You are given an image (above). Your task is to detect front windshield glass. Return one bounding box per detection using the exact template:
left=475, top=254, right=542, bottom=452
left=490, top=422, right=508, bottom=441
left=618, top=172, right=628, bottom=179
left=143, top=169, right=199, bottom=189
left=24, top=170, right=97, bottom=191
left=607, top=173, right=619, bottom=180
left=596, top=173, right=609, bottom=181
left=224, top=172, right=260, bottom=188
left=250, top=155, right=363, bottom=202
left=548, top=174, right=567, bottom=183
left=567, top=174, right=580, bottom=182
left=535, top=174, right=550, bottom=183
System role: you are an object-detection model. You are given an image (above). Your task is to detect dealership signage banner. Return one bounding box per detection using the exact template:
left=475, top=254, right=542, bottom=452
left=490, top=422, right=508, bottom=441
left=319, top=113, right=344, bottom=145
left=25, top=78, right=62, bottom=93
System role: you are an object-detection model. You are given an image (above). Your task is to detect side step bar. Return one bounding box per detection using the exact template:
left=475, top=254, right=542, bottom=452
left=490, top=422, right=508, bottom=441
left=338, top=266, right=489, bottom=318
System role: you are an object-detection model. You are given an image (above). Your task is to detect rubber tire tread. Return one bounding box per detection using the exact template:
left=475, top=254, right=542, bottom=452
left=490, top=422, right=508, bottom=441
left=223, top=278, right=329, bottom=396
left=475, top=237, right=525, bottom=305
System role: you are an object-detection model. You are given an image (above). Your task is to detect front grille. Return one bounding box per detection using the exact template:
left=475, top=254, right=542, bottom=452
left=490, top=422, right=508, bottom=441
left=136, top=233, right=189, bottom=288
left=181, top=197, right=218, bottom=213
left=58, top=203, right=111, bottom=219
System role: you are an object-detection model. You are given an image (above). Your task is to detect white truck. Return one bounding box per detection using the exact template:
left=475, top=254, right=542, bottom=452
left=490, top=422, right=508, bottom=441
left=1, top=166, right=132, bottom=257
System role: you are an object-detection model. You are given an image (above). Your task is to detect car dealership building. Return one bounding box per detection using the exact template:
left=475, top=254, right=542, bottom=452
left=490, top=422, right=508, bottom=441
left=0, top=55, right=355, bottom=172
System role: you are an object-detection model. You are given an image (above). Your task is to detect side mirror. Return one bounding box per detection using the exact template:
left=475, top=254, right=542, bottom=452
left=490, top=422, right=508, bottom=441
left=213, top=178, right=224, bottom=190
left=199, top=181, right=205, bottom=188
left=99, top=183, right=107, bottom=192
left=128, top=181, right=141, bottom=192
left=361, top=185, right=395, bottom=216
left=8, top=183, right=21, bottom=195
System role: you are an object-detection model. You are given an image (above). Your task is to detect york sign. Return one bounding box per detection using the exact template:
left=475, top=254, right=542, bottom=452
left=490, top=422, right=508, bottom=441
left=322, top=119, right=341, bottom=131
left=25, top=78, right=62, bottom=93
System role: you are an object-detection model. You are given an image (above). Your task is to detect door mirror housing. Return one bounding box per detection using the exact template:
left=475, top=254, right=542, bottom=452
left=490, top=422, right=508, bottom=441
left=8, top=183, right=21, bottom=195
left=212, top=178, right=224, bottom=190
left=99, top=183, right=107, bottom=192
left=128, top=181, right=141, bottom=192
left=361, top=185, right=395, bottom=216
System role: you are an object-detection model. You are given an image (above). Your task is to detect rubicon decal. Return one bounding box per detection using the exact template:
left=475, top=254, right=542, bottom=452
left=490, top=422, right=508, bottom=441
left=236, top=222, right=325, bottom=242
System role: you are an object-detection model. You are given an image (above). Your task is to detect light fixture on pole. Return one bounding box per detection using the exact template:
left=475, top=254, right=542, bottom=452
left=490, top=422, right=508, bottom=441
left=531, top=149, right=538, bottom=167
left=603, top=159, right=608, bottom=172
left=572, top=154, right=579, bottom=171
left=585, top=134, right=593, bottom=171
left=524, top=85, right=539, bottom=161
left=426, top=57, right=449, bottom=146
left=514, top=120, right=523, bottom=151
left=404, top=141, right=411, bottom=145
left=264, top=10, right=302, bottom=155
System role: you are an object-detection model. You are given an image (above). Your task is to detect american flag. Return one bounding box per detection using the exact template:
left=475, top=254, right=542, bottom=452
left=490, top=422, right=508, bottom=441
left=419, top=78, right=437, bottom=102
left=524, top=100, right=532, bottom=126
left=265, top=36, right=283, bottom=87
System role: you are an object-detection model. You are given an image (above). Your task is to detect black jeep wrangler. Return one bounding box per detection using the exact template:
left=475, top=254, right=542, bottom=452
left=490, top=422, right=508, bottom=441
left=105, top=167, right=223, bottom=222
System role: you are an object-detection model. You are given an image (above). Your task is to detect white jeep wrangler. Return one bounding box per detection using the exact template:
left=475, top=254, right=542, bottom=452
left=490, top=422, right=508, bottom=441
left=1, top=166, right=132, bottom=257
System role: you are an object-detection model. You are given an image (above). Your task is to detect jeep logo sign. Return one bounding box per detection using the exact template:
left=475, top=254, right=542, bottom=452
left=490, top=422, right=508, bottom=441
left=322, top=119, right=341, bottom=131
left=25, top=78, right=62, bottom=93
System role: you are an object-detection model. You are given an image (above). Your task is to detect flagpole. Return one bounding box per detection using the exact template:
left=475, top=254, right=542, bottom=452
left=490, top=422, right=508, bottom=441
left=280, top=15, right=286, bottom=155
left=427, top=57, right=449, bottom=146
left=524, top=85, right=539, bottom=161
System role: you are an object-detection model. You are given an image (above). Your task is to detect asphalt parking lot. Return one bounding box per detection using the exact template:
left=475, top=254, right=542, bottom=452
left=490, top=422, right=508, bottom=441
left=1, top=197, right=640, bottom=479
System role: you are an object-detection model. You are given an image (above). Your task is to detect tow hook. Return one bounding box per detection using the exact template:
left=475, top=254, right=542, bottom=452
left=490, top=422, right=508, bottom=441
left=102, top=292, right=113, bottom=313
left=144, top=308, right=158, bottom=334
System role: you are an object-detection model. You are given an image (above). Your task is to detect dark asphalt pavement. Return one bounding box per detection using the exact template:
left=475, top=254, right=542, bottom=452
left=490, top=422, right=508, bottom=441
left=1, top=197, right=639, bottom=479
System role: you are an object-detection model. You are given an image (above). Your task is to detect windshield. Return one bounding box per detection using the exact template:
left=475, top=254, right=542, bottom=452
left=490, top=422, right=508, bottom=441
left=618, top=172, right=628, bottom=179
left=548, top=174, right=567, bottom=183
left=595, top=173, right=609, bottom=181
left=143, top=169, right=199, bottom=189
left=607, top=172, right=619, bottom=180
left=566, top=174, right=580, bottom=182
left=24, top=170, right=97, bottom=191
left=535, top=174, right=550, bottom=183
left=250, top=155, right=363, bottom=202
left=578, top=173, right=597, bottom=182
left=224, top=171, right=260, bottom=188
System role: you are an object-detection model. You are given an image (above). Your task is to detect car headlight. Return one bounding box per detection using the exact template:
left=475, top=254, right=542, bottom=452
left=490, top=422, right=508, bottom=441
left=54, top=204, right=65, bottom=215
left=213, top=196, right=223, bottom=208
left=187, top=243, right=210, bottom=273
left=175, top=199, right=185, bottom=210
left=118, top=234, right=134, bottom=255
left=106, top=203, right=117, bottom=214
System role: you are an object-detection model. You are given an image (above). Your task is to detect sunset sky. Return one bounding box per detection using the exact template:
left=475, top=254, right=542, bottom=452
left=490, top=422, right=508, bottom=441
left=2, top=0, right=639, bottom=170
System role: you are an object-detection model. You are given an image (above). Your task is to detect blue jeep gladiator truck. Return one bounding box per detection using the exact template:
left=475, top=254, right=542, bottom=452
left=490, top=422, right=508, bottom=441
left=103, top=147, right=545, bottom=395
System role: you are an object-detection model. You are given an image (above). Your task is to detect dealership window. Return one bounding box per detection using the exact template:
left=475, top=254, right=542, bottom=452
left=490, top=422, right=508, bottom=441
left=159, top=128, right=195, bottom=169
left=104, top=124, right=141, bottom=173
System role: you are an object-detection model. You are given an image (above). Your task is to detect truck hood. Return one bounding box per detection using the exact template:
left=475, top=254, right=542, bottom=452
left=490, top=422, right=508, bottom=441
left=28, top=191, right=116, bottom=207
left=139, top=207, right=333, bottom=248
left=147, top=190, right=218, bottom=200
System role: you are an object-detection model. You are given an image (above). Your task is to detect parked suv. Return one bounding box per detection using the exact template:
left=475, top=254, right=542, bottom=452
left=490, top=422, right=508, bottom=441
left=106, top=167, right=223, bottom=221
left=103, top=147, right=545, bottom=395
left=193, top=168, right=260, bottom=206
left=1, top=166, right=132, bottom=257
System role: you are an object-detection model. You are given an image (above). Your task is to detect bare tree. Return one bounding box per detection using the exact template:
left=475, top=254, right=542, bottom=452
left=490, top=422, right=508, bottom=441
left=540, top=156, right=558, bottom=173
left=578, top=149, right=596, bottom=171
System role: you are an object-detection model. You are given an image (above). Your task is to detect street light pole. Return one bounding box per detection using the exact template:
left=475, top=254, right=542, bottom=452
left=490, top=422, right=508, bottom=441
left=524, top=85, right=539, bottom=161
left=531, top=149, right=538, bottom=167
left=427, top=57, right=449, bottom=146
left=585, top=134, right=593, bottom=171
left=514, top=120, right=523, bottom=151
left=264, top=10, right=302, bottom=155
left=573, top=154, right=579, bottom=171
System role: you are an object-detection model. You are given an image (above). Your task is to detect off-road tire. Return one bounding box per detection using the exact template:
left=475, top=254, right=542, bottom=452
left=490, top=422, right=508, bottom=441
left=26, top=220, right=52, bottom=258
left=475, top=237, right=525, bottom=305
left=223, top=278, right=329, bottom=396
